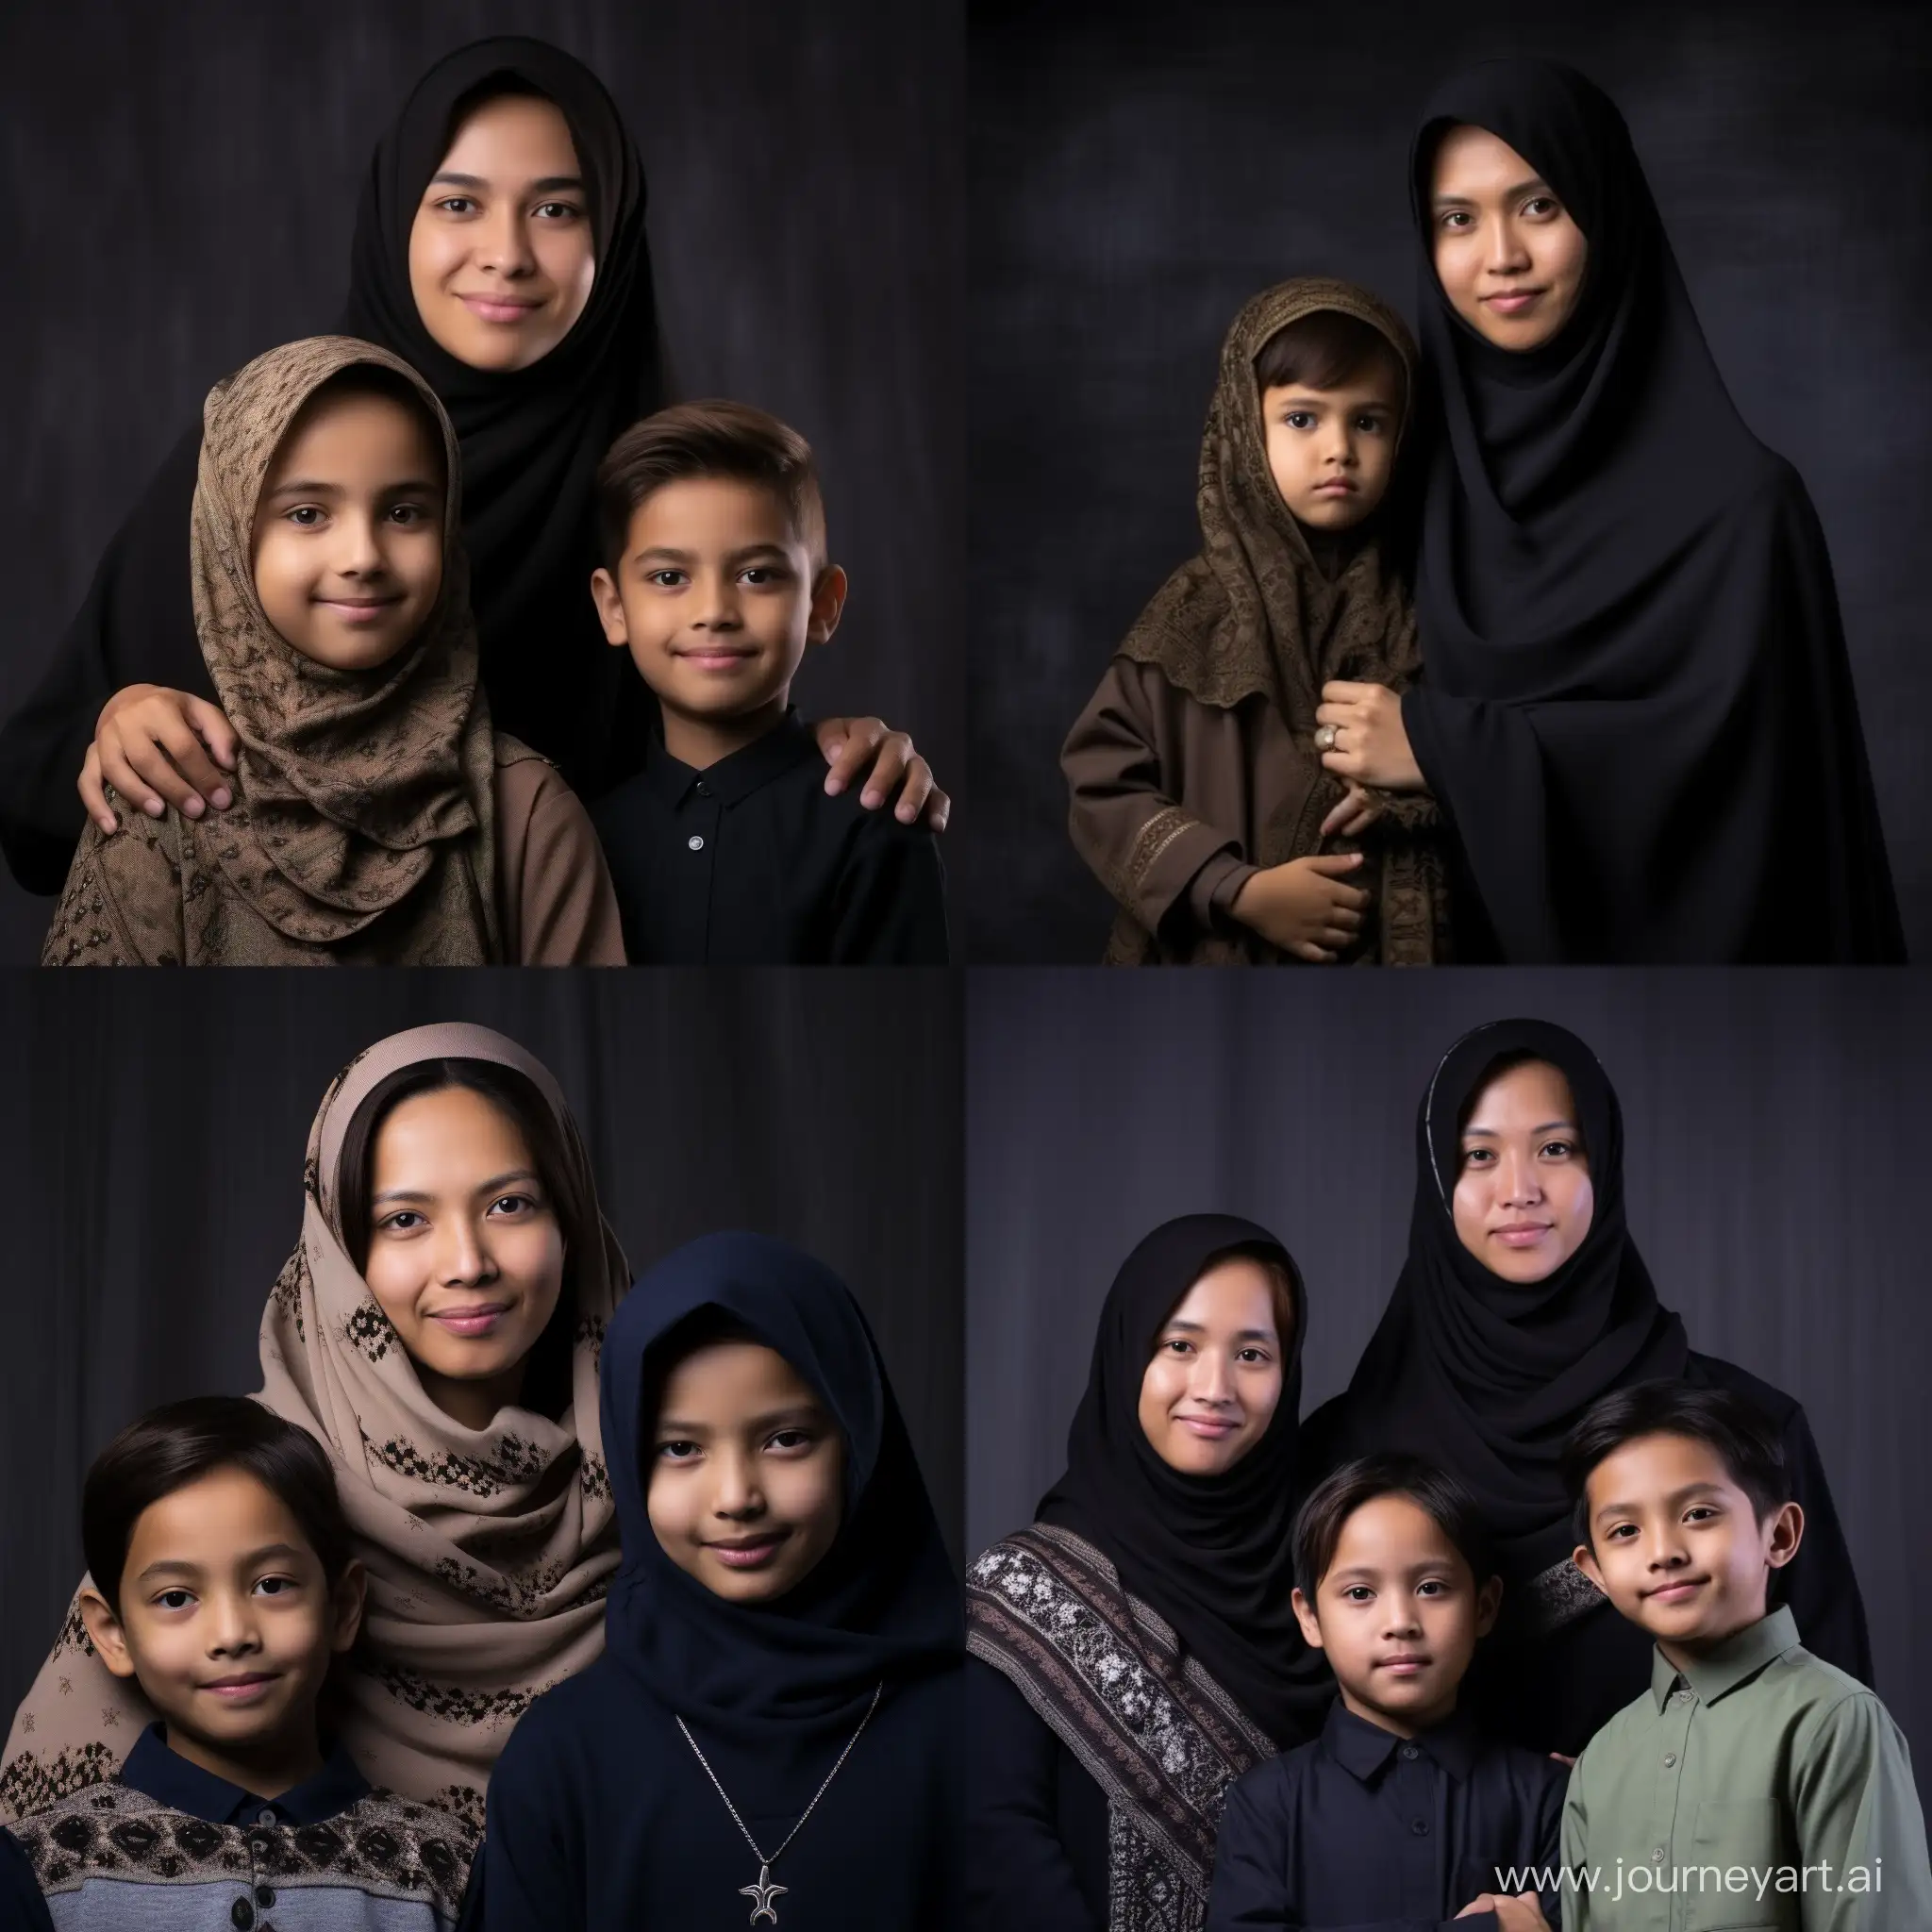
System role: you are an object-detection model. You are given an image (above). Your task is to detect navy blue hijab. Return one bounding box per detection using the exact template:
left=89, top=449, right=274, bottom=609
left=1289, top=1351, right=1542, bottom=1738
left=600, top=1233, right=961, bottom=1743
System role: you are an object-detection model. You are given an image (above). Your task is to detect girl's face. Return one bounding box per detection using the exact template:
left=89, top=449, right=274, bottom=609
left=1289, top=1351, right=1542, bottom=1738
left=408, top=93, right=596, bottom=373
left=648, top=1341, right=845, bottom=1604
left=1428, top=123, right=1589, bottom=352
left=1137, top=1257, right=1289, bottom=1476
left=360, top=1085, right=566, bottom=1429
left=251, top=388, right=444, bottom=671
left=1451, top=1058, right=1595, bottom=1284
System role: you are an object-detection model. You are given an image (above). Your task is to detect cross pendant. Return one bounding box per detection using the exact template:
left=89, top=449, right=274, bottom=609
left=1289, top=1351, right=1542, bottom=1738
left=740, top=1861, right=789, bottom=1924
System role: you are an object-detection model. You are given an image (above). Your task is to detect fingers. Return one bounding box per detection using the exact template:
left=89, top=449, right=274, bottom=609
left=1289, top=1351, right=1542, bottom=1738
left=820, top=715, right=886, bottom=796
left=920, top=781, right=951, bottom=833
left=1313, top=699, right=1355, bottom=729
left=858, top=732, right=910, bottom=810
left=1304, top=852, right=1366, bottom=880
left=148, top=711, right=232, bottom=812
left=96, top=730, right=170, bottom=819
left=884, top=750, right=936, bottom=821
left=183, top=695, right=241, bottom=783
left=1290, top=941, right=1338, bottom=964
left=77, top=744, right=117, bottom=834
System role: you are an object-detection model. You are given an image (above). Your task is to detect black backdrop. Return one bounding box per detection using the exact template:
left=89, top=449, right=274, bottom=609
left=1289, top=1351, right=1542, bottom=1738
left=0, top=968, right=963, bottom=1724
left=0, top=0, right=961, bottom=961
left=967, top=968, right=1932, bottom=1764
left=962, top=0, right=1932, bottom=961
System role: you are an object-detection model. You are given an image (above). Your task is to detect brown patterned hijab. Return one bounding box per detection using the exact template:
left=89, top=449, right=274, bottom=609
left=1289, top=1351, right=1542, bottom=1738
left=189, top=335, right=499, bottom=957
left=1118, top=276, right=1420, bottom=721
left=1, top=1024, right=628, bottom=1832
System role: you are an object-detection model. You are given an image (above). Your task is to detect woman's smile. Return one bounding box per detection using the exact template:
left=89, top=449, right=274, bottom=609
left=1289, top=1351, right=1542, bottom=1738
left=704, top=1530, right=792, bottom=1571
left=425, top=1300, right=511, bottom=1337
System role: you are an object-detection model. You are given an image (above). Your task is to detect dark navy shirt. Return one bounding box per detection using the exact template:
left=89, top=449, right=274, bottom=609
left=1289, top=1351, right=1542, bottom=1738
left=590, top=709, right=949, bottom=962
left=1208, top=1701, right=1567, bottom=1930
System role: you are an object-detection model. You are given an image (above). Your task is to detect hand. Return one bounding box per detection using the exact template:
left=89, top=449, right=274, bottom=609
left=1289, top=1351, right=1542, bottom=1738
left=1317, top=680, right=1424, bottom=791
left=812, top=716, right=950, bottom=830
left=1228, top=853, right=1369, bottom=963
left=1319, top=781, right=1383, bottom=840
left=82, top=685, right=239, bottom=832
left=1457, top=1894, right=1551, bottom=1930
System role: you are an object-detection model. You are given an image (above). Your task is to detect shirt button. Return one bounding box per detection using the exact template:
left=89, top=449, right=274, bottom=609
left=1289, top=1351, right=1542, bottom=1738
left=256, top=1885, right=276, bottom=1907
left=1663, top=1752, right=1677, bottom=1767
left=687, top=834, right=705, bottom=852
left=257, top=1808, right=276, bottom=1825
left=695, top=781, right=711, bottom=797
left=231, top=1901, right=256, bottom=1930
left=1653, top=1846, right=1665, bottom=1862
left=1399, top=1744, right=1419, bottom=1760
left=1411, top=1819, right=1428, bottom=1836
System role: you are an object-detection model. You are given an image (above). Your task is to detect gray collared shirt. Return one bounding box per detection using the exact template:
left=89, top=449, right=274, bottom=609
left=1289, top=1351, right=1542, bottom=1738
left=1560, top=1606, right=1931, bottom=1929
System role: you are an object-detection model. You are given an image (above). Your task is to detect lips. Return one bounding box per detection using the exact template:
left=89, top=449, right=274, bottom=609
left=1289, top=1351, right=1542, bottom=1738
left=675, top=647, right=758, bottom=671
left=706, top=1531, right=791, bottom=1571
left=427, top=1303, right=509, bottom=1337
left=1491, top=1223, right=1552, bottom=1246
left=1175, top=1413, right=1239, bottom=1439
left=1312, top=479, right=1357, bottom=495
left=201, top=1673, right=277, bottom=1703
left=458, top=292, right=543, bottom=324
left=1643, top=1577, right=1707, bottom=1604
left=1374, top=1654, right=1431, bottom=1674
left=1482, top=289, right=1543, bottom=313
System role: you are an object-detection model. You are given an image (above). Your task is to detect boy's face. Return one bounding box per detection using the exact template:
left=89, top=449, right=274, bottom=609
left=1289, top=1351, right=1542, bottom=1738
left=1260, top=361, right=1402, bottom=531
left=79, top=1466, right=363, bottom=1770
left=1137, top=1258, right=1288, bottom=1475
left=251, top=390, right=444, bottom=673
left=648, top=1340, right=845, bottom=1605
left=591, top=476, right=846, bottom=732
left=1292, top=1493, right=1500, bottom=1736
left=1573, top=1432, right=1803, bottom=1654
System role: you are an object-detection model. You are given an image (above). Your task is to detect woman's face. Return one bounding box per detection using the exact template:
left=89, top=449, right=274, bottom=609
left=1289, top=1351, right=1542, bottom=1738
left=408, top=92, right=596, bottom=372
left=1137, top=1257, right=1289, bottom=1476
left=1451, top=1058, right=1595, bottom=1284
left=360, top=1084, right=567, bottom=1425
left=1428, top=123, right=1589, bottom=352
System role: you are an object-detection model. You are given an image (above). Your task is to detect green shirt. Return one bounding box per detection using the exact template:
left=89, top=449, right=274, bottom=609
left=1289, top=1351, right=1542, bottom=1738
left=1559, top=1606, right=1931, bottom=1929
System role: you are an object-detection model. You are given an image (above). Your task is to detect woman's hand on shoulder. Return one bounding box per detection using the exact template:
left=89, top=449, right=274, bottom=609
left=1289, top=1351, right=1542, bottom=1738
left=81, top=686, right=239, bottom=831
left=812, top=715, right=950, bottom=831
left=1316, top=680, right=1424, bottom=792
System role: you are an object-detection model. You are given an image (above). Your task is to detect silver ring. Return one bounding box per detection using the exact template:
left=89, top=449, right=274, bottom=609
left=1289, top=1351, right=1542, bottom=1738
left=1315, top=724, right=1339, bottom=753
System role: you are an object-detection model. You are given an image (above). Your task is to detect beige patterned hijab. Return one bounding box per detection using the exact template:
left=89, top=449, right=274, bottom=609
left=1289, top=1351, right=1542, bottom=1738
left=189, top=335, right=498, bottom=958
left=1, top=1024, right=627, bottom=1832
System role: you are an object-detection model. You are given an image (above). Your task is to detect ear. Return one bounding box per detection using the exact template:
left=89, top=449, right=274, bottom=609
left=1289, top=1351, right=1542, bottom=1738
left=1762, top=1500, right=1805, bottom=1571
left=1291, top=1586, right=1325, bottom=1651
left=1473, top=1574, right=1503, bottom=1640
left=1571, top=1541, right=1606, bottom=1595
left=590, top=566, right=630, bottom=647
left=805, top=564, right=848, bottom=650
left=78, top=1582, right=140, bottom=1682
left=329, top=1558, right=368, bottom=1655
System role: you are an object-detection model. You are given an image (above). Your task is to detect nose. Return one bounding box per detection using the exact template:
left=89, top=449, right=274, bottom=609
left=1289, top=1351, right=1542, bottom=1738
left=1320, top=418, right=1358, bottom=470
left=475, top=204, right=538, bottom=279
left=1188, top=1346, right=1235, bottom=1407
left=1381, top=1598, right=1423, bottom=1640
left=437, top=1215, right=498, bottom=1288
left=333, top=510, right=387, bottom=582
left=710, top=1446, right=764, bottom=1521
left=1495, top=1144, right=1544, bottom=1207
left=1486, top=216, right=1532, bottom=275
left=691, top=570, right=743, bottom=632
left=206, top=1587, right=262, bottom=1660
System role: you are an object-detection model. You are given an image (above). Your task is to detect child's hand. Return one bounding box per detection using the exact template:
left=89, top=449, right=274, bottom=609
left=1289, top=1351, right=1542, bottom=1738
left=1229, top=853, right=1369, bottom=962
left=82, top=685, right=239, bottom=832
left=1456, top=1894, right=1551, bottom=1930
left=1320, top=782, right=1384, bottom=840
left=814, top=716, right=949, bottom=830
left=1317, top=680, right=1424, bottom=791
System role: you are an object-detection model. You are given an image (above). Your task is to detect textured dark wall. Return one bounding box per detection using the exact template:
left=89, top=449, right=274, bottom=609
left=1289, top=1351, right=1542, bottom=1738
left=0, top=0, right=960, bottom=960
left=962, top=0, right=1932, bottom=960
left=967, top=968, right=1932, bottom=1761
left=0, top=968, right=963, bottom=1721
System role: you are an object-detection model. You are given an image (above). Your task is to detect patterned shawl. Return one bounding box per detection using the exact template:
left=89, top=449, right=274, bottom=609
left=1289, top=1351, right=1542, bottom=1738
left=0, top=1024, right=628, bottom=1832
left=967, top=1525, right=1275, bottom=1932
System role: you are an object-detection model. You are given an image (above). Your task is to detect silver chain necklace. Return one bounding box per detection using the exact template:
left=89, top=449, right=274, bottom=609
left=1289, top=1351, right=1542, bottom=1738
left=675, top=1681, right=884, bottom=1925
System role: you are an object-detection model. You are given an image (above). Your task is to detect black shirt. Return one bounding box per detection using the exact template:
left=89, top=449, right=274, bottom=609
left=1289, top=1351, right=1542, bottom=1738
left=590, top=709, right=949, bottom=962
left=1208, top=1701, right=1567, bottom=1930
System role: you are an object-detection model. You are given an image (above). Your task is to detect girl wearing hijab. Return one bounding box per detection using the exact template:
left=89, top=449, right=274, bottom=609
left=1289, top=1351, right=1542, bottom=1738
left=0, top=37, right=938, bottom=897
left=474, top=1231, right=961, bottom=1930
left=1, top=1023, right=630, bottom=1832
left=40, top=336, right=625, bottom=964
left=1062, top=278, right=1450, bottom=965
left=1312, top=58, right=1902, bottom=963
left=966, top=1216, right=1332, bottom=1932
left=1302, top=1018, right=1872, bottom=1760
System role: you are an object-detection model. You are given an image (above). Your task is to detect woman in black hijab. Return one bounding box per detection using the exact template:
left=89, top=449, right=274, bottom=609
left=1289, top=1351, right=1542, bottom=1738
left=475, top=1231, right=961, bottom=1930
left=1302, top=1019, right=1872, bottom=1758
left=0, top=37, right=939, bottom=895
left=1314, top=58, right=1902, bottom=962
left=966, top=1215, right=1332, bottom=1932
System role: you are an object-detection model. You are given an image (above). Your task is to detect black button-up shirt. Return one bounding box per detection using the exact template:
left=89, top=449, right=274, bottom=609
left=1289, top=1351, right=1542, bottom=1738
left=590, top=710, right=949, bottom=962
left=1208, top=1700, right=1568, bottom=1929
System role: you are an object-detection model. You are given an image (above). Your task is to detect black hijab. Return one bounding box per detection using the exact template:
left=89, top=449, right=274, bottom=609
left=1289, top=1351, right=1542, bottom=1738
left=1036, top=1213, right=1330, bottom=1747
left=1400, top=58, right=1901, bottom=963
left=1319, top=1019, right=1689, bottom=1579
left=0, top=37, right=661, bottom=892
left=601, top=1232, right=961, bottom=1749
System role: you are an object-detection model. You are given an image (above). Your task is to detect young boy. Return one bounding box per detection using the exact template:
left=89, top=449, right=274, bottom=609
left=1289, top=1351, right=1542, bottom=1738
left=1209, top=1456, right=1564, bottom=1930
left=1559, top=1382, right=1931, bottom=1928
left=1061, top=280, right=1446, bottom=966
left=588, top=400, right=949, bottom=963
left=0, top=1396, right=475, bottom=1930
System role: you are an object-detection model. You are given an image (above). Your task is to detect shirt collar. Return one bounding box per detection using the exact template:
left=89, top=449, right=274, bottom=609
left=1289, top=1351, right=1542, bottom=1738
left=119, top=1722, right=371, bottom=1826
left=1649, top=1604, right=1801, bottom=1710
left=641, top=708, right=814, bottom=809
left=1322, top=1697, right=1480, bottom=1784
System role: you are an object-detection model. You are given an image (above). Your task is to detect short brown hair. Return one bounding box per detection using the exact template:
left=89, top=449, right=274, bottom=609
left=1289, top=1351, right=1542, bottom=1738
left=1254, top=309, right=1406, bottom=409
left=596, top=400, right=826, bottom=570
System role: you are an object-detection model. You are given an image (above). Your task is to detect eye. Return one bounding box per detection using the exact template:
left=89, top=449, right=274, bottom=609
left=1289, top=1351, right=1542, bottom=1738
left=1416, top=1578, right=1448, bottom=1597
left=1439, top=209, right=1473, bottom=230
left=1284, top=410, right=1316, bottom=430
left=739, top=566, right=790, bottom=587
left=1605, top=1523, right=1637, bottom=1541
left=387, top=503, right=433, bottom=527
left=1341, top=1585, right=1373, bottom=1603
left=1355, top=414, right=1387, bottom=435
left=646, top=569, right=689, bottom=589
left=435, top=195, right=478, bottom=217
left=1540, top=1138, right=1576, bottom=1159
left=1234, top=1346, right=1272, bottom=1365
left=377, top=1209, right=425, bottom=1234
left=155, top=1588, right=194, bottom=1611
left=284, top=507, right=325, bottom=527
left=487, top=1191, right=541, bottom=1218
left=767, top=1427, right=817, bottom=1454
left=1524, top=195, right=1559, bottom=218
left=255, top=1574, right=299, bottom=1598
left=1461, top=1145, right=1494, bottom=1167
left=1161, top=1337, right=1194, bottom=1356
left=1684, top=1506, right=1719, bottom=1524
left=532, top=201, right=582, bottom=222
left=656, top=1439, right=700, bottom=1462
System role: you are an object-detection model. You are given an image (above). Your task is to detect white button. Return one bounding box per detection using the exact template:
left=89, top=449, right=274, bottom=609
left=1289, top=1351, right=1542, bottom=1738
left=687, top=835, right=705, bottom=852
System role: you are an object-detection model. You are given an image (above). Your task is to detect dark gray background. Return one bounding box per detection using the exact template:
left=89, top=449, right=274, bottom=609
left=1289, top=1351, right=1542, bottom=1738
left=962, top=0, right=1932, bottom=960
left=967, top=968, right=1932, bottom=1762
left=0, top=968, right=962, bottom=1725
left=0, top=0, right=960, bottom=960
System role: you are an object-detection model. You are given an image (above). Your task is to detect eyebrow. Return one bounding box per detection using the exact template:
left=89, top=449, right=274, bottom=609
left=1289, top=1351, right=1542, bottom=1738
left=372, top=1168, right=541, bottom=1207
left=1461, top=1120, right=1576, bottom=1140
left=631, top=543, right=793, bottom=566
left=657, top=1405, right=826, bottom=1436
left=1327, top=1559, right=1455, bottom=1583
left=1160, top=1320, right=1278, bottom=1344
left=1432, top=176, right=1552, bottom=209
left=1593, top=1481, right=1729, bottom=1524
left=430, top=172, right=586, bottom=194
left=264, top=479, right=441, bottom=500
left=135, top=1542, right=306, bottom=1584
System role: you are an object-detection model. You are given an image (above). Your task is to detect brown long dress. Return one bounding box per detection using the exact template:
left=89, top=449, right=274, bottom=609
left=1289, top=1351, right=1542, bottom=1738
left=1062, top=277, right=1449, bottom=964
